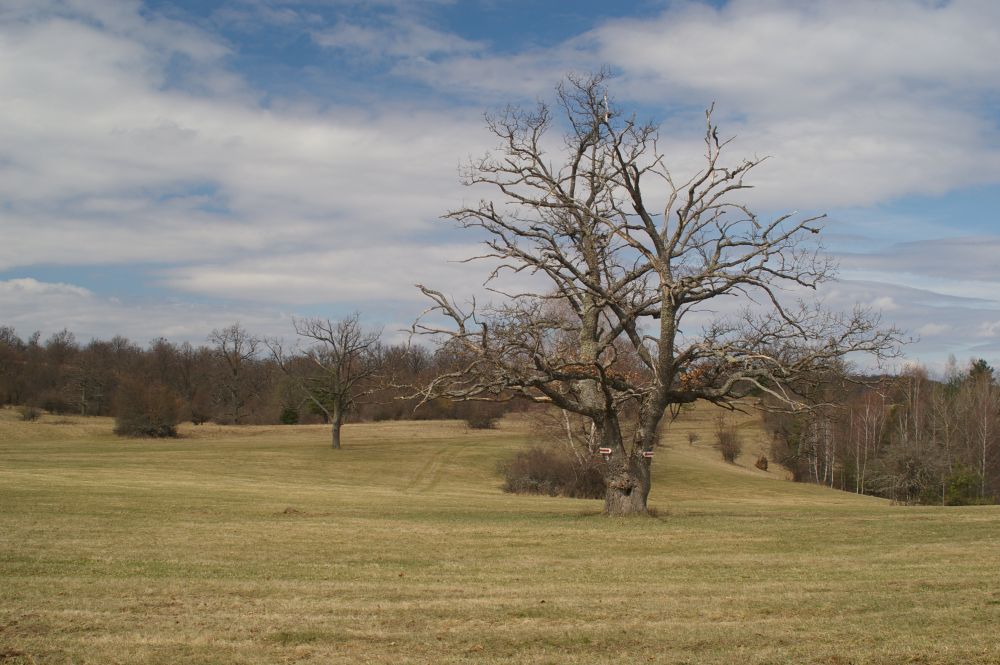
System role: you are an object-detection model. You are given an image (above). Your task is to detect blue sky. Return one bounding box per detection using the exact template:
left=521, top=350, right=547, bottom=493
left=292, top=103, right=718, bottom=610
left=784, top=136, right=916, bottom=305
left=1, top=0, right=999, bottom=372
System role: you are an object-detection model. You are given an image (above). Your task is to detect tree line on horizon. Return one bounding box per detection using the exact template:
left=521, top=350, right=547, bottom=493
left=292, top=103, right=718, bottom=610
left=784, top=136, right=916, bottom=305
left=2, top=319, right=997, bottom=505
left=0, top=321, right=506, bottom=437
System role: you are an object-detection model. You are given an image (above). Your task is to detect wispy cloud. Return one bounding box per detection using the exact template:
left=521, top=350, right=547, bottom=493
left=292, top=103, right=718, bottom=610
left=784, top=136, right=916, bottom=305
left=313, top=16, right=481, bottom=60
left=0, top=2, right=490, bottom=279
left=839, top=237, right=1000, bottom=282
left=2, top=0, right=999, bottom=369
left=159, top=244, right=510, bottom=305
left=0, top=278, right=289, bottom=343
left=398, top=0, right=1000, bottom=208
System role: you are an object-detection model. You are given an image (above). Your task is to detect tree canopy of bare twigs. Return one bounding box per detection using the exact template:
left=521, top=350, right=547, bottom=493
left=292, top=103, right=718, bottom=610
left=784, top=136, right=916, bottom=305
left=209, top=323, right=266, bottom=425
left=413, top=71, right=902, bottom=515
left=268, top=314, right=382, bottom=449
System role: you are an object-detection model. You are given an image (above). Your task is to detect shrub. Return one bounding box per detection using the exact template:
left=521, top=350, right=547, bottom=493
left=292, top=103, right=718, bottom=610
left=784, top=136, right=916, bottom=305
left=465, top=413, right=499, bottom=429
left=714, top=418, right=742, bottom=463
left=114, top=379, right=181, bottom=438
left=499, top=446, right=605, bottom=499
left=279, top=406, right=300, bottom=425
left=944, top=466, right=993, bottom=506
left=18, top=405, right=41, bottom=422
left=187, top=393, right=213, bottom=425
left=189, top=409, right=211, bottom=426
left=456, top=400, right=505, bottom=430
left=38, top=392, right=71, bottom=415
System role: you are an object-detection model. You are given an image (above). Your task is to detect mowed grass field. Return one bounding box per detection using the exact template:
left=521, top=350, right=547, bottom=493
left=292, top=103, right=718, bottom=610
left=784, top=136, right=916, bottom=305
left=1, top=405, right=999, bottom=664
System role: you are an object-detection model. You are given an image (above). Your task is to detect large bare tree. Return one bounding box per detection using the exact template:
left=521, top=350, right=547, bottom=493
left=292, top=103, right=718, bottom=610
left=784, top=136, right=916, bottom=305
left=269, top=314, right=382, bottom=449
left=414, top=72, right=901, bottom=515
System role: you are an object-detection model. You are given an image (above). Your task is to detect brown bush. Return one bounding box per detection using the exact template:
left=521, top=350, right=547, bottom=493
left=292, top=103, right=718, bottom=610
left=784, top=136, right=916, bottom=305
left=38, top=392, right=72, bottom=415
left=455, top=400, right=506, bottom=430
left=18, top=405, right=41, bottom=422
left=499, top=446, right=605, bottom=499
left=714, top=418, right=742, bottom=463
left=113, top=379, right=181, bottom=438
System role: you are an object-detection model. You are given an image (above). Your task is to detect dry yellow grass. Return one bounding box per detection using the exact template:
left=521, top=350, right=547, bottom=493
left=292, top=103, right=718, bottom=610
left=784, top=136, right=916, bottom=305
left=1, top=404, right=998, bottom=664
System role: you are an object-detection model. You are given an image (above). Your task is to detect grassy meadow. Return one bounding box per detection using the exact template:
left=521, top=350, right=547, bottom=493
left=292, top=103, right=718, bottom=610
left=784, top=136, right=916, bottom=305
left=1, top=404, right=999, bottom=664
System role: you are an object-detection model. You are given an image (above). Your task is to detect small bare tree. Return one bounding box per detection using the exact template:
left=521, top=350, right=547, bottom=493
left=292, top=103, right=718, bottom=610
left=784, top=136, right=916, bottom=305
left=714, top=416, right=742, bottom=464
left=269, top=314, right=382, bottom=449
left=414, top=72, right=900, bottom=515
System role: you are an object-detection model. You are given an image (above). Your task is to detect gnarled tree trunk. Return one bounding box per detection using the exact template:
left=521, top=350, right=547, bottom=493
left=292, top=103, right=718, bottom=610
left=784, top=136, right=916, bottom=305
left=604, top=458, right=652, bottom=515
left=598, top=416, right=652, bottom=516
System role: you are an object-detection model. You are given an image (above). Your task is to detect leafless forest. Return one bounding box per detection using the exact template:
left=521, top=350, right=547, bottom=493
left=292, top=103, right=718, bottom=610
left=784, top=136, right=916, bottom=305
left=1, top=322, right=996, bottom=505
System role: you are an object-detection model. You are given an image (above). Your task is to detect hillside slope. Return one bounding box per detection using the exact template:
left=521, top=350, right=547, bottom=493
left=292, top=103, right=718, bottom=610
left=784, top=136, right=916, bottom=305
left=1, top=404, right=998, bottom=665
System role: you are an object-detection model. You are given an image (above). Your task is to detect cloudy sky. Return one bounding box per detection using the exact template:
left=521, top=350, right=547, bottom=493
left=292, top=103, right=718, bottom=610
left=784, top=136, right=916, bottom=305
left=1, top=0, right=999, bottom=371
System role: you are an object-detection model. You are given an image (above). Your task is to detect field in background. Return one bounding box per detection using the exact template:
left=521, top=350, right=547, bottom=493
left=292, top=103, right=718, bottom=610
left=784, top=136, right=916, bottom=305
left=1, top=405, right=999, bottom=664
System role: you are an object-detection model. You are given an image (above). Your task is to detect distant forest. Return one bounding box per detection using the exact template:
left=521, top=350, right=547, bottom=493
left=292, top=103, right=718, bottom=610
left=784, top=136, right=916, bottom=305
left=1, top=323, right=996, bottom=505
left=0, top=322, right=505, bottom=430
left=764, top=359, right=999, bottom=506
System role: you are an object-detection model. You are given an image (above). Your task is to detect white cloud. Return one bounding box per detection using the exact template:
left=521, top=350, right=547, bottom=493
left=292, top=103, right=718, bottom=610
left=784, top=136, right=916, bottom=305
left=161, top=242, right=548, bottom=307
left=0, top=2, right=492, bottom=276
left=598, top=1, right=1000, bottom=104
left=606, top=0, right=1000, bottom=208
left=313, top=15, right=481, bottom=60
left=3, top=0, right=1000, bottom=373
left=917, top=323, right=952, bottom=337
left=401, top=0, right=1000, bottom=209
left=0, top=278, right=290, bottom=344
left=839, top=237, right=1000, bottom=282
left=869, top=296, right=899, bottom=312
left=815, top=278, right=1000, bottom=368
left=977, top=321, right=1000, bottom=338
left=0, top=278, right=91, bottom=298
